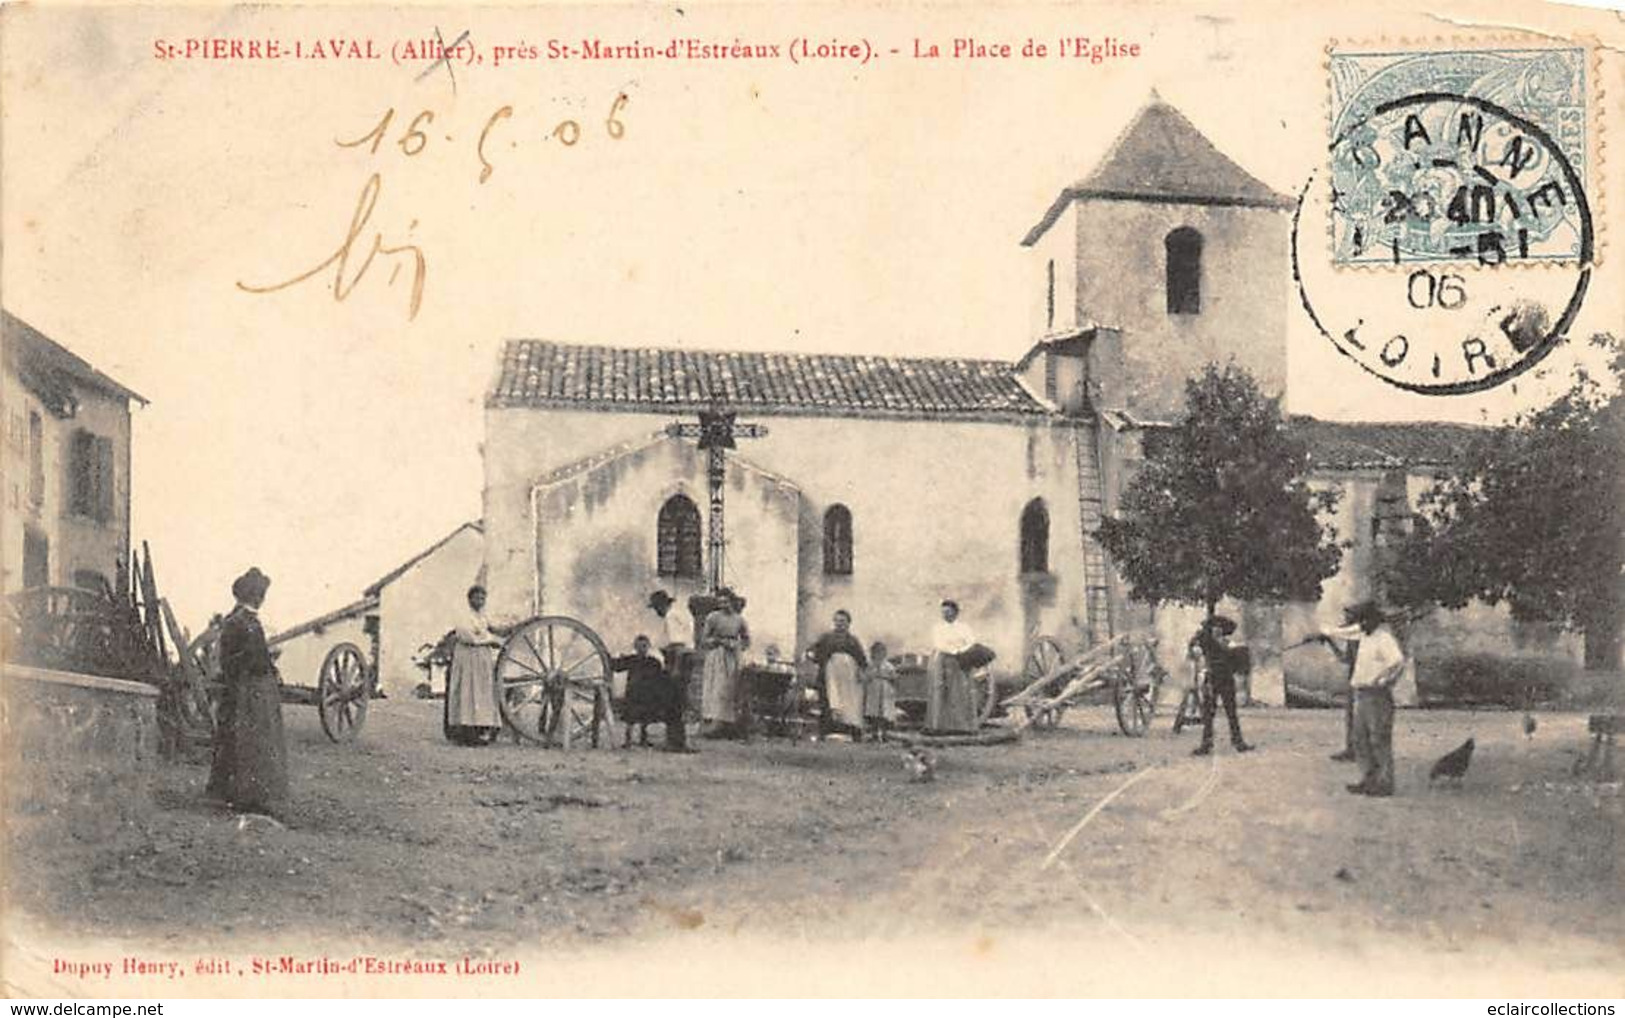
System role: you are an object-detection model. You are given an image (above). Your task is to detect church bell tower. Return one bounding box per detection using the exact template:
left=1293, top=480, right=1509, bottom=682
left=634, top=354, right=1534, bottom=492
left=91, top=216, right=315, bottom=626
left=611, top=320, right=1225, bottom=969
left=1021, top=97, right=1296, bottom=423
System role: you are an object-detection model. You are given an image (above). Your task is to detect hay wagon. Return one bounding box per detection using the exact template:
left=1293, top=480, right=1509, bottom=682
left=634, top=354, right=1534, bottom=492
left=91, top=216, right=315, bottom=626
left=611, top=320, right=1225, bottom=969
left=185, top=624, right=374, bottom=743
left=1001, top=631, right=1166, bottom=736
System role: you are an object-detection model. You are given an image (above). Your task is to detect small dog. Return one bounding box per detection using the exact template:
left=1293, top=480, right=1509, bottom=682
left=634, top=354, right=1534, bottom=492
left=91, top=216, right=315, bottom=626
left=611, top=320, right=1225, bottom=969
left=902, top=747, right=937, bottom=783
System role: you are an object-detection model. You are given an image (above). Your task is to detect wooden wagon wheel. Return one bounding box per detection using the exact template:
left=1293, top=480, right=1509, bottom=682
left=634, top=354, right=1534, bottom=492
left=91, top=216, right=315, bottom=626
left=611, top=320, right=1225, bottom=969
left=1021, top=636, right=1067, bottom=729
left=318, top=642, right=371, bottom=742
left=496, top=616, right=616, bottom=748
left=1112, top=639, right=1159, bottom=737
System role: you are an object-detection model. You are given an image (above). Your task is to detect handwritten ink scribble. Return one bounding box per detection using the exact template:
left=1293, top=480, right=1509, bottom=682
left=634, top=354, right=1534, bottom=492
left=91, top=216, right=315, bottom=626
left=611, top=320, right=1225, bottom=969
left=236, top=173, right=426, bottom=321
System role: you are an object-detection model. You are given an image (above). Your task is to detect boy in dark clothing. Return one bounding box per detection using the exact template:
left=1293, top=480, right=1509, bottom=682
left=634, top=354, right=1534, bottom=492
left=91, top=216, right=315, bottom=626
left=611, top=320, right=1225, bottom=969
left=611, top=635, right=672, bottom=749
left=1189, top=615, right=1255, bottom=756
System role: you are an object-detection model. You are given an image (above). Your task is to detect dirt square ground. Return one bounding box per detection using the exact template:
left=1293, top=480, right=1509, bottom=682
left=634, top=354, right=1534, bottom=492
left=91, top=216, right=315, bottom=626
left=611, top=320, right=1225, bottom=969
left=4, top=700, right=1620, bottom=996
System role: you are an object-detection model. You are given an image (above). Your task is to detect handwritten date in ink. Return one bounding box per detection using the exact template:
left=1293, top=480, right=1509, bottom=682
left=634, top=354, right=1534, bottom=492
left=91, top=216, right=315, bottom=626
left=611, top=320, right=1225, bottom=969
left=336, top=94, right=630, bottom=185
left=235, top=94, right=630, bottom=322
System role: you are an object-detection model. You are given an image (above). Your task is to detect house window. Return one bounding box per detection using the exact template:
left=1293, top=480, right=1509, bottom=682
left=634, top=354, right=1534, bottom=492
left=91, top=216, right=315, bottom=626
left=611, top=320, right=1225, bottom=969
left=1045, top=258, right=1057, bottom=330
left=823, top=504, right=854, bottom=576
left=68, top=429, right=114, bottom=523
left=657, top=494, right=703, bottom=578
left=1165, top=227, right=1203, bottom=315
left=23, top=528, right=48, bottom=588
left=1020, top=498, right=1050, bottom=574
left=27, top=411, right=43, bottom=506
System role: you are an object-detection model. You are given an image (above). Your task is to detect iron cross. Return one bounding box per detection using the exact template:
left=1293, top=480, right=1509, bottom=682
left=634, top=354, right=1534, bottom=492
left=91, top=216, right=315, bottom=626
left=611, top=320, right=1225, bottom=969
left=664, top=408, right=769, bottom=592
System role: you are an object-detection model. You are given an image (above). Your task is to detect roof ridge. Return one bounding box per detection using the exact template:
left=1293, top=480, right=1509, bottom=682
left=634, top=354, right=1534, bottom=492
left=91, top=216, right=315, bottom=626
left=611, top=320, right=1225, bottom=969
left=490, top=339, right=1056, bottom=419
left=502, top=337, right=1019, bottom=370
left=362, top=521, right=483, bottom=596
left=1074, top=97, right=1288, bottom=200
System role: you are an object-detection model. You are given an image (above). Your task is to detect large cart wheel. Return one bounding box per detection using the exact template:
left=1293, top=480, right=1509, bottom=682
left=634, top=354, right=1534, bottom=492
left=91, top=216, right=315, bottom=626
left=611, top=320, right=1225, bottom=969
left=1021, top=636, right=1067, bottom=729
left=1112, top=641, right=1159, bottom=737
left=318, top=642, right=371, bottom=742
left=496, top=616, right=616, bottom=748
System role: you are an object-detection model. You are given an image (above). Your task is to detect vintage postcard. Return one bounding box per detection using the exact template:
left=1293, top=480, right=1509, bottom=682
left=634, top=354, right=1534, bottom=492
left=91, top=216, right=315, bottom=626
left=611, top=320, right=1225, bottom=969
left=1, top=0, right=1622, bottom=1000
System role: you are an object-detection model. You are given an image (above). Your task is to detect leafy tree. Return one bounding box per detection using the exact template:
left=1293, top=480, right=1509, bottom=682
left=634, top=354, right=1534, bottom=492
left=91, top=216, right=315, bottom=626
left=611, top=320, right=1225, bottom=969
left=1096, top=363, right=1344, bottom=618
left=1389, top=334, right=1624, bottom=669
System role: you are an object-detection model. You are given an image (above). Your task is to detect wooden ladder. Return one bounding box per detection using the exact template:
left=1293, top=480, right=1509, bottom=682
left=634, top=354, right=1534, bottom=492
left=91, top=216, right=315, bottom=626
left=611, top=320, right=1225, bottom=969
left=1075, top=423, right=1114, bottom=648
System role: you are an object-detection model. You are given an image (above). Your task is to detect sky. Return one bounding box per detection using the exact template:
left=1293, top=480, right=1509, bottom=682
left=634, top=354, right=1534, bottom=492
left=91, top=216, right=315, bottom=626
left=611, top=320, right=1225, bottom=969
left=3, top=0, right=1621, bottom=633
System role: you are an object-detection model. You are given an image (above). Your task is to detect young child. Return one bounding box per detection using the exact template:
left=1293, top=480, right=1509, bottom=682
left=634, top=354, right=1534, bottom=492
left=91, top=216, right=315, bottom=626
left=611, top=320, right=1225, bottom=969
left=611, top=635, right=667, bottom=748
left=863, top=640, right=899, bottom=742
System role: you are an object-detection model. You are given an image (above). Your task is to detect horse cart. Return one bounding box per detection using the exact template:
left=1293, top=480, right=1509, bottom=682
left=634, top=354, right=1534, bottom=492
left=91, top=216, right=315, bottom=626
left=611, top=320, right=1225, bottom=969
left=2, top=566, right=375, bottom=748
left=1001, top=631, right=1166, bottom=736
left=185, top=625, right=374, bottom=743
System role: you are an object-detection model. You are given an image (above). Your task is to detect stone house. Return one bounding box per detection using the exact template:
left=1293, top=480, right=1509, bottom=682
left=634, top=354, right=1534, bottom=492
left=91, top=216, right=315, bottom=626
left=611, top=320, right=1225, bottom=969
left=1, top=310, right=144, bottom=598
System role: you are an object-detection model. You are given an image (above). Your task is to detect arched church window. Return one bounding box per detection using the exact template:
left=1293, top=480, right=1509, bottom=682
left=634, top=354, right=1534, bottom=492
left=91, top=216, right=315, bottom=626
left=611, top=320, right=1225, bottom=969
left=1020, top=498, right=1049, bottom=574
left=657, top=494, right=702, bottom=578
left=824, top=504, right=854, bottom=576
left=1165, top=227, right=1203, bottom=315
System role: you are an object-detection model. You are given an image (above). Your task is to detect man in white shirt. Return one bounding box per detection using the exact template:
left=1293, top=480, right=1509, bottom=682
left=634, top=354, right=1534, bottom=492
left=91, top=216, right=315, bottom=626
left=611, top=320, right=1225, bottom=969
left=650, top=590, right=692, bottom=663
left=647, top=590, right=695, bottom=752
left=1321, top=602, right=1406, bottom=797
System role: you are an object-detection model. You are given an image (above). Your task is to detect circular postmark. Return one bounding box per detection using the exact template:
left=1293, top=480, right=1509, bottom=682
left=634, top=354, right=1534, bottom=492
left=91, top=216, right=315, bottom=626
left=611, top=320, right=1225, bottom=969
left=1294, top=91, right=1593, bottom=395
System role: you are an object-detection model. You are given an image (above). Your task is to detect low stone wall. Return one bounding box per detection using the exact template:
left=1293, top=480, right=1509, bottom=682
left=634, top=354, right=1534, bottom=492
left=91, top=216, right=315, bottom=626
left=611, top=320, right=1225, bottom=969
left=1, top=663, right=159, bottom=843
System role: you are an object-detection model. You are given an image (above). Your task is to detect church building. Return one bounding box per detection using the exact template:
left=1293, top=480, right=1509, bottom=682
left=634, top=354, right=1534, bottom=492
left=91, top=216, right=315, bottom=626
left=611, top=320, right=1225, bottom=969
left=480, top=99, right=1580, bottom=705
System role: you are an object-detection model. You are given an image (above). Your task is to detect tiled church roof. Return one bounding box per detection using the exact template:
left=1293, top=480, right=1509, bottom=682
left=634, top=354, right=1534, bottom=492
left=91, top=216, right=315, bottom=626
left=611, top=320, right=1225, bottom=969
left=488, top=342, right=1488, bottom=466
left=488, top=340, right=1054, bottom=419
left=1023, top=98, right=1295, bottom=246
left=1289, top=417, right=1488, bottom=470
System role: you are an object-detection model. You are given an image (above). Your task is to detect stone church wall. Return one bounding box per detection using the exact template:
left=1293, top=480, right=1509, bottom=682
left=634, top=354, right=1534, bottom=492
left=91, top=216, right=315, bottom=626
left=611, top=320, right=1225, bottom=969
left=485, top=405, right=1100, bottom=672
left=531, top=437, right=802, bottom=663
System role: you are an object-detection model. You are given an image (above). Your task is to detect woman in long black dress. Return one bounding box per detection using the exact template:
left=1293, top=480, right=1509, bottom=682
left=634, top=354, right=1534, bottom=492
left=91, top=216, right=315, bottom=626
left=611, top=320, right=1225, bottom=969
left=205, top=567, right=289, bottom=817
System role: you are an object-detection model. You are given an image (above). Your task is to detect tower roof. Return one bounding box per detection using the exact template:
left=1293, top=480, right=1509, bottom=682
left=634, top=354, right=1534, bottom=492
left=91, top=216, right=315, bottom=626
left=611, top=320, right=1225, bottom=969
left=1022, top=99, right=1294, bottom=246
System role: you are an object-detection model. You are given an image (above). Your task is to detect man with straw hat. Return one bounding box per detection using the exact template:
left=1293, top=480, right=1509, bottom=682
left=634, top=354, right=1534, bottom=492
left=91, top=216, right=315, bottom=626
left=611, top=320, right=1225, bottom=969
left=1315, top=600, right=1406, bottom=797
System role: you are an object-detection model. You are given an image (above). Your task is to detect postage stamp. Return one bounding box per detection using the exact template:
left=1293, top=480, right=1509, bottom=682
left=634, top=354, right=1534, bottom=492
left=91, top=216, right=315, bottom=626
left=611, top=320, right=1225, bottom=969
left=1327, top=46, right=1589, bottom=266
left=1294, top=43, right=1597, bottom=395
